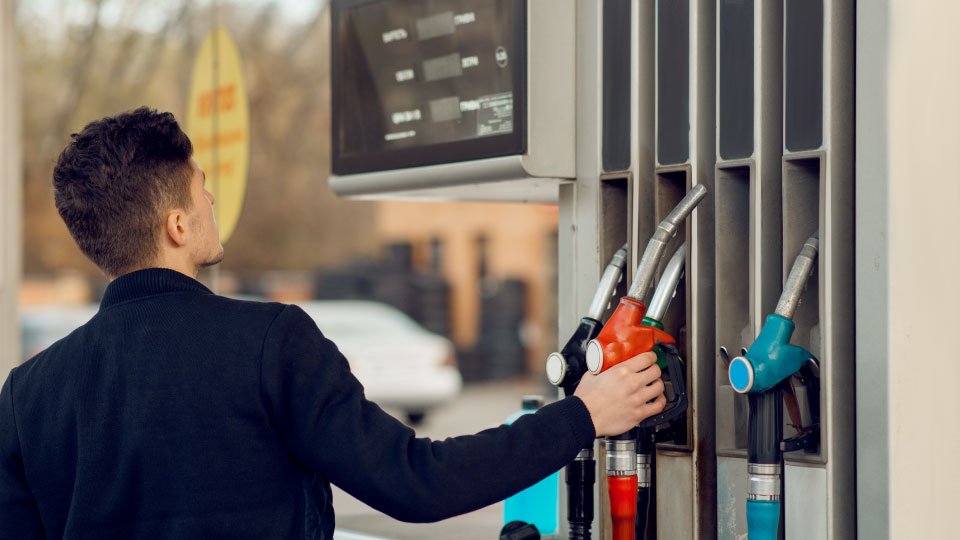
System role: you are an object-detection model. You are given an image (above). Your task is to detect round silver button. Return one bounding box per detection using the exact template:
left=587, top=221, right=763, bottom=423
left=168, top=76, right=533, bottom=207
left=546, top=352, right=566, bottom=386
left=585, top=340, right=604, bottom=374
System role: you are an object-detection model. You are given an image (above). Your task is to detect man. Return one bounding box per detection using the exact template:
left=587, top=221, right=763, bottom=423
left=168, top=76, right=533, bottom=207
left=0, top=108, right=666, bottom=539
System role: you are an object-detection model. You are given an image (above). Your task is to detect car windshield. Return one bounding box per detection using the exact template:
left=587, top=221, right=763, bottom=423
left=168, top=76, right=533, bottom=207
left=300, top=302, right=424, bottom=338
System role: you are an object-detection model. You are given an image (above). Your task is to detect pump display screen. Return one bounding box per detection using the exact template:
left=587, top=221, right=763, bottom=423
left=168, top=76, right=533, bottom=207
left=332, top=0, right=526, bottom=174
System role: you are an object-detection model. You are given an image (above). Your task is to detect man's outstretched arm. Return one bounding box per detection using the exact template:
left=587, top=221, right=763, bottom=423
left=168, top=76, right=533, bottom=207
left=260, top=305, right=664, bottom=522
left=0, top=371, right=45, bottom=539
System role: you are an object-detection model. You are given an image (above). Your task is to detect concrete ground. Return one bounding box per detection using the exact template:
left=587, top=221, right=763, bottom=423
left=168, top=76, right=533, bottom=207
left=332, top=377, right=553, bottom=540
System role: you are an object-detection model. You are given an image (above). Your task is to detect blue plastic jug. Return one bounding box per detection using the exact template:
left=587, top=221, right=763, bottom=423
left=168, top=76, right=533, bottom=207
left=503, top=395, right=559, bottom=536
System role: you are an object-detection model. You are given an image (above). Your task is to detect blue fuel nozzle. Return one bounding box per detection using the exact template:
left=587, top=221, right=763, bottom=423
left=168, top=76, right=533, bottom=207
left=730, top=232, right=820, bottom=394
left=728, top=314, right=816, bottom=394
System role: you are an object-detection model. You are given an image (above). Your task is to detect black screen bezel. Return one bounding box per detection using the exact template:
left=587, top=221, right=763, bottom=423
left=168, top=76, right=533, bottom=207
left=331, top=0, right=527, bottom=175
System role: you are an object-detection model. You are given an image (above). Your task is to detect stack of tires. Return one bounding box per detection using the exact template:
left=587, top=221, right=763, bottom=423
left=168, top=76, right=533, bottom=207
left=471, top=278, right=527, bottom=380
left=413, top=273, right=452, bottom=338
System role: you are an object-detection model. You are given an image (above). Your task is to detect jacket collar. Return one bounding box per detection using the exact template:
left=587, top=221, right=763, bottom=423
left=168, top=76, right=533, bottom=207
left=100, top=268, right=213, bottom=310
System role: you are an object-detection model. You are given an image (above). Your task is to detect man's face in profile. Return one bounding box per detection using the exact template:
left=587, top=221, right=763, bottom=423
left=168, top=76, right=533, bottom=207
left=186, top=158, right=224, bottom=269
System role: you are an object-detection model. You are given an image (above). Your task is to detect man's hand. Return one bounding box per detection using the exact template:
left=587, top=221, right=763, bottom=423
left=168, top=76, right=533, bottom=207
left=573, top=351, right=666, bottom=437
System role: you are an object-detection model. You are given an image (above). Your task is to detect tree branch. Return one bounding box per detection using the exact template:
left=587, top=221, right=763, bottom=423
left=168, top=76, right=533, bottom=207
left=53, top=0, right=106, bottom=137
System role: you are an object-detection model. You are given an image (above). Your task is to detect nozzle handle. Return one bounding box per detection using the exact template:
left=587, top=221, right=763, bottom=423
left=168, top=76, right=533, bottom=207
left=639, top=343, right=688, bottom=428
left=546, top=317, right=603, bottom=393
left=584, top=298, right=676, bottom=374
left=780, top=360, right=822, bottom=453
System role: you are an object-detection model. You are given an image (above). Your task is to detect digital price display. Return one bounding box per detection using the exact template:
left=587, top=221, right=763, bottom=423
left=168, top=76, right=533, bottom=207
left=332, top=0, right=526, bottom=175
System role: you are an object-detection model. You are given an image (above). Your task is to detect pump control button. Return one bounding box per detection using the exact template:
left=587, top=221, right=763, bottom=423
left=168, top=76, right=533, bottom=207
left=729, top=356, right=755, bottom=393
left=585, top=340, right=603, bottom=374
left=545, top=352, right=566, bottom=386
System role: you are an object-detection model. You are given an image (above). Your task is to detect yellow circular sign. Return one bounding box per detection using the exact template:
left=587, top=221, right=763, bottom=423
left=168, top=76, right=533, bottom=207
left=185, top=27, right=249, bottom=244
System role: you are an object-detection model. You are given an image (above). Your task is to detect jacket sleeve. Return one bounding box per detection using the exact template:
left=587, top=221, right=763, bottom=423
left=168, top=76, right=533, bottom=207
left=259, top=304, right=596, bottom=523
left=0, top=370, right=45, bottom=538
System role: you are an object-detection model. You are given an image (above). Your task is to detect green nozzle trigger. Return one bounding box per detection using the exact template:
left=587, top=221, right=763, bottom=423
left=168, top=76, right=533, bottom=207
left=641, top=317, right=674, bottom=369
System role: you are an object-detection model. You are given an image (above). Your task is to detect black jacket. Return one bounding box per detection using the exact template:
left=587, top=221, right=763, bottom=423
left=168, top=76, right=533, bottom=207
left=0, top=268, right=595, bottom=539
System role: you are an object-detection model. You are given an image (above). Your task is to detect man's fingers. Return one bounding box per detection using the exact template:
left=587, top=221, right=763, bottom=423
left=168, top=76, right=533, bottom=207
left=620, top=351, right=658, bottom=372
left=636, top=378, right=665, bottom=403
left=641, top=393, right=668, bottom=417
left=635, top=363, right=662, bottom=387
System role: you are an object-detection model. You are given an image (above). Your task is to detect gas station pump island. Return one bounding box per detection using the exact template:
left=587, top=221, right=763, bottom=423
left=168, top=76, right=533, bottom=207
left=329, top=1, right=854, bottom=539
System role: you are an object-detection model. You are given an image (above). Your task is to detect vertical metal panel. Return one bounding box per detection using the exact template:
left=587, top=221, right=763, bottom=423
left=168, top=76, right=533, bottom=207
left=784, top=0, right=824, bottom=151
left=653, top=0, right=717, bottom=537
left=561, top=0, right=649, bottom=535
left=713, top=165, right=752, bottom=457
left=656, top=453, right=694, bottom=540
left=755, top=0, right=784, bottom=326
left=657, top=0, right=690, bottom=165
left=715, top=1, right=783, bottom=536
left=632, top=0, right=657, bottom=270
left=855, top=1, right=890, bottom=538
left=0, top=0, right=22, bottom=374
left=780, top=2, right=856, bottom=540
left=603, top=0, right=632, bottom=172
left=784, top=465, right=827, bottom=539
left=718, top=0, right=754, bottom=160
left=687, top=4, right=718, bottom=535
left=821, top=6, right=857, bottom=540
left=716, top=457, right=747, bottom=540
left=868, top=2, right=960, bottom=539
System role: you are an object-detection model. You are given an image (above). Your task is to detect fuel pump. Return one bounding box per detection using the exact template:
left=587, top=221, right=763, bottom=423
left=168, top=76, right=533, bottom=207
left=634, top=243, right=688, bottom=539
left=583, top=184, right=707, bottom=540
left=545, top=243, right=629, bottom=540
left=726, top=232, right=821, bottom=540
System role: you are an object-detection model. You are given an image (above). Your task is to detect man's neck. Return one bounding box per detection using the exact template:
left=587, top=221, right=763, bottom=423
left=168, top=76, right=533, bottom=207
left=119, top=261, right=198, bottom=281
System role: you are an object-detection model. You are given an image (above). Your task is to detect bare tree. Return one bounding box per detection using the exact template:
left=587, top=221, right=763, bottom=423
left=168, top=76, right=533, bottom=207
left=19, top=0, right=378, bottom=277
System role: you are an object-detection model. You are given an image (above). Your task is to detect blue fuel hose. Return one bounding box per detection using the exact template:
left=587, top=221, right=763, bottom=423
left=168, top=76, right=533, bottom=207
left=746, top=500, right=780, bottom=540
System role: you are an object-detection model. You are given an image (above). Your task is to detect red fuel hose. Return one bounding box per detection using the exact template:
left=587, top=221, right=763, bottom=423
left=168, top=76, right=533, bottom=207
left=608, top=474, right=639, bottom=540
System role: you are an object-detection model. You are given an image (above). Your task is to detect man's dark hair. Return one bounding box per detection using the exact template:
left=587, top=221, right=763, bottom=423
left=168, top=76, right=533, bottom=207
left=53, top=107, right=194, bottom=277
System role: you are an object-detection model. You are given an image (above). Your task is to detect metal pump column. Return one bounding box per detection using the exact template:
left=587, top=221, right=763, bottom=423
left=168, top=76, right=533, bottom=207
left=582, top=185, right=706, bottom=540
left=634, top=243, right=688, bottom=539
left=584, top=184, right=706, bottom=375
left=546, top=244, right=629, bottom=540
left=727, top=232, right=820, bottom=540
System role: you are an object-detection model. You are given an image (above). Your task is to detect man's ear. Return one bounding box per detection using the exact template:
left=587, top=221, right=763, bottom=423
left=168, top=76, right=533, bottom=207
left=164, top=210, right=188, bottom=247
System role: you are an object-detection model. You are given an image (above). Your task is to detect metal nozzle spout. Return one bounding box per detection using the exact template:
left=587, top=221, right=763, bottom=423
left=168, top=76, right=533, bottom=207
left=627, top=185, right=707, bottom=300
left=587, top=243, right=629, bottom=321
left=774, top=231, right=819, bottom=320
left=645, top=243, right=686, bottom=322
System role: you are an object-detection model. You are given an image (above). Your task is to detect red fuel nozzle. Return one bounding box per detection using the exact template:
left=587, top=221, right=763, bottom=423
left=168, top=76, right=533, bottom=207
left=608, top=475, right=639, bottom=540
left=585, top=187, right=706, bottom=374
left=585, top=297, right=676, bottom=374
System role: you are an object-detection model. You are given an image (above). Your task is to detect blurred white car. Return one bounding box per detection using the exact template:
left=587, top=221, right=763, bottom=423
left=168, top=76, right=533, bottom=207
left=295, top=300, right=462, bottom=424
left=20, top=304, right=100, bottom=361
